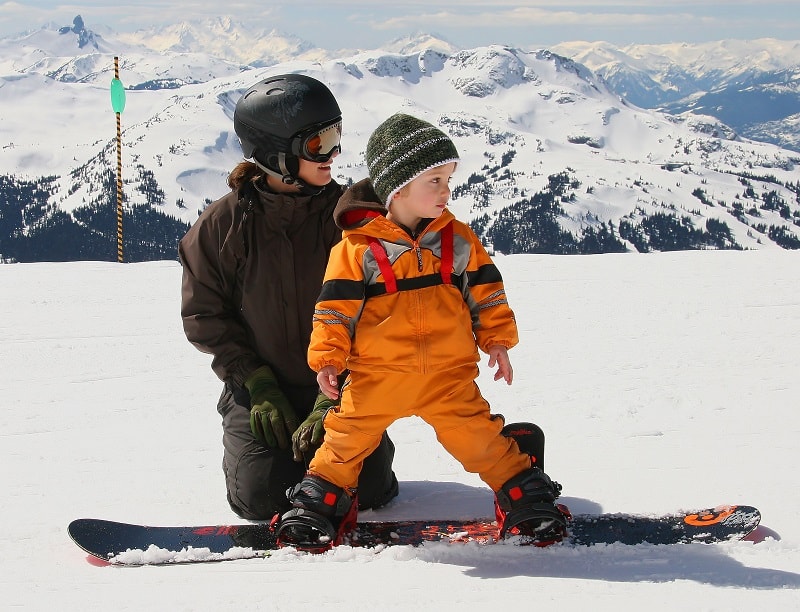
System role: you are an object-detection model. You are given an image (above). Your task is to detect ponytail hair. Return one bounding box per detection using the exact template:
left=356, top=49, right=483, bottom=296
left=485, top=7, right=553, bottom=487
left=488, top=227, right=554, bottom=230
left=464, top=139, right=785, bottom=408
left=227, top=161, right=264, bottom=190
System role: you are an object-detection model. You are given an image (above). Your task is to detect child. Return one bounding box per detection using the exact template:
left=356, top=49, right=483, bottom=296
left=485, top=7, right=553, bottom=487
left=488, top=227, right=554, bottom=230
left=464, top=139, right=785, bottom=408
left=275, top=113, right=566, bottom=548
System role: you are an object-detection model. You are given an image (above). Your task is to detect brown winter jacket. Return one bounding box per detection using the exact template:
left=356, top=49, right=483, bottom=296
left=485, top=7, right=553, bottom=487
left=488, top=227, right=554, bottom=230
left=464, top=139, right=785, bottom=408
left=308, top=178, right=518, bottom=376
left=179, top=178, right=343, bottom=388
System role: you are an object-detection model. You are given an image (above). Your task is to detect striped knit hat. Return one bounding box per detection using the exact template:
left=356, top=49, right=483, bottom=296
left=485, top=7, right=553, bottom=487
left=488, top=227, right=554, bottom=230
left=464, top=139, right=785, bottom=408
left=366, top=113, right=460, bottom=206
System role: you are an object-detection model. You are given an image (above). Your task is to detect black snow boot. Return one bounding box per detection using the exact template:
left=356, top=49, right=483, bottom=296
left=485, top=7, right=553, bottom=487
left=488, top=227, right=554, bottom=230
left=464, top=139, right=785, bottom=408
left=494, top=467, right=569, bottom=545
left=273, top=474, right=357, bottom=552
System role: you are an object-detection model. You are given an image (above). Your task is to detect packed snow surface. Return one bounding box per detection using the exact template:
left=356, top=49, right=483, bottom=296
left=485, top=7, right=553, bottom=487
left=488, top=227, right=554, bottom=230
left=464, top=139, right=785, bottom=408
left=2, top=251, right=799, bottom=609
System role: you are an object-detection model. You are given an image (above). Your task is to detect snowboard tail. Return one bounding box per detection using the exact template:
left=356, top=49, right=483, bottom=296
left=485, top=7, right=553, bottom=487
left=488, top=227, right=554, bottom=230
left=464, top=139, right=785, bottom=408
left=68, top=504, right=760, bottom=565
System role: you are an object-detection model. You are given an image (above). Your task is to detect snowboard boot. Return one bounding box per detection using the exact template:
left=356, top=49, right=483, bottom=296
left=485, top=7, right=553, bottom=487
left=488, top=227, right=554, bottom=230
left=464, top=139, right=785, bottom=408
left=501, top=422, right=546, bottom=470
left=273, top=473, right=358, bottom=553
left=494, top=466, right=569, bottom=545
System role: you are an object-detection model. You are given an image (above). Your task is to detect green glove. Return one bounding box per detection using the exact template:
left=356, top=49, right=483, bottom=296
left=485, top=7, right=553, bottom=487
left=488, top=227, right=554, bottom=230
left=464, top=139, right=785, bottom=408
left=291, top=392, right=335, bottom=462
left=244, top=365, right=299, bottom=449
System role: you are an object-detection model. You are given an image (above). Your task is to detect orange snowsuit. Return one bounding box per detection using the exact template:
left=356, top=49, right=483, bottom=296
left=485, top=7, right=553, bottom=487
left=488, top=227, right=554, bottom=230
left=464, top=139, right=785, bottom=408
left=307, top=179, right=530, bottom=492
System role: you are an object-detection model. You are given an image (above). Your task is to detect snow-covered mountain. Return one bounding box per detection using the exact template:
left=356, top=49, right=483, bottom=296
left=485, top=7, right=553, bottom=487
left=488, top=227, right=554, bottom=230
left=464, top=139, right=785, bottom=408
left=113, top=16, right=334, bottom=67
left=0, top=16, right=251, bottom=88
left=551, top=39, right=800, bottom=153
left=1, top=17, right=799, bottom=262
left=0, top=16, right=459, bottom=87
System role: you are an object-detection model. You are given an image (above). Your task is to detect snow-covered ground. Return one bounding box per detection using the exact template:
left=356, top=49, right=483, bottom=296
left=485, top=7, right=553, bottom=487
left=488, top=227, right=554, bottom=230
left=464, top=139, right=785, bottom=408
left=2, top=251, right=799, bottom=610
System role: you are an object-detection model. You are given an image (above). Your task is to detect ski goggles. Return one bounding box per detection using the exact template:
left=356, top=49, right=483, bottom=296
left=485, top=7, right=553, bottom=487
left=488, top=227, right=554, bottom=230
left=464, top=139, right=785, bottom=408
left=292, top=119, right=342, bottom=162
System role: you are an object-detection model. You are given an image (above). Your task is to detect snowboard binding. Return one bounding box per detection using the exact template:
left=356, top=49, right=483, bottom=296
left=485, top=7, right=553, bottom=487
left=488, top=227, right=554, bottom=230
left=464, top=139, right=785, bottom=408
left=501, top=421, right=546, bottom=469
left=499, top=502, right=572, bottom=545
left=272, top=508, right=343, bottom=553
left=272, top=474, right=358, bottom=553
left=495, top=466, right=569, bottom=546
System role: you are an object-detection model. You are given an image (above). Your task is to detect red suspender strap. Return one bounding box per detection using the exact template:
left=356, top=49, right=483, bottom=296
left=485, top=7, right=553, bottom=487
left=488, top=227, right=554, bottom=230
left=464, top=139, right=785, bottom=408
left=367, top=237, right=398, bottom=293
left=439, top=221, right=453, bottom=285
left=367, top=222, right=453, bottom=295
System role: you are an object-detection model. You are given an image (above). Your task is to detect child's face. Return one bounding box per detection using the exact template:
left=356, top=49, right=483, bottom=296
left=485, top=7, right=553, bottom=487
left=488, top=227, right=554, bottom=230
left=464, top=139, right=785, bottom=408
left=390, top=162, right=456, bottom=226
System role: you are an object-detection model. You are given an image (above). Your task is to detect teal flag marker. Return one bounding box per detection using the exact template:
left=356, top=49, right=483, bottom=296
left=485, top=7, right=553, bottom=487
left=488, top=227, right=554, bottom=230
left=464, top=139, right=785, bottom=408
left=112, top=57, right=125, bottom=263
left=110, top=77, right=126, bottom=114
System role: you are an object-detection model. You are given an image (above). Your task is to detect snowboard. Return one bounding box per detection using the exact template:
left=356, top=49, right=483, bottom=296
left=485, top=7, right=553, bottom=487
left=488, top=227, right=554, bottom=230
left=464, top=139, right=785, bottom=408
left=68, top=504, right=760, bottom=565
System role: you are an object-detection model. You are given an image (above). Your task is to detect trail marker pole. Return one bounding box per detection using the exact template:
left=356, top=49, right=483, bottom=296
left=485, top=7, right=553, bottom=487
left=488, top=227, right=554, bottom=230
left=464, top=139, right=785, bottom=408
left=110, top=57, right=126, bottom=263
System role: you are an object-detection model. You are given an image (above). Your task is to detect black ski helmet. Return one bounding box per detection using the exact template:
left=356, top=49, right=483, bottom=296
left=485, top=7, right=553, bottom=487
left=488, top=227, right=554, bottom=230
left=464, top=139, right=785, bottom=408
left=233, top=73, right=341, bottom=189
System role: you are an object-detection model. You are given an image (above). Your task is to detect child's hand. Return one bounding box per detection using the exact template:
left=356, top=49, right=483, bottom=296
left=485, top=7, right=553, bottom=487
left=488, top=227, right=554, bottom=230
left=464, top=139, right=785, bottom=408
left=317, top=366, right=340, bottom=399
left=488, top=345, right=513, bottom=385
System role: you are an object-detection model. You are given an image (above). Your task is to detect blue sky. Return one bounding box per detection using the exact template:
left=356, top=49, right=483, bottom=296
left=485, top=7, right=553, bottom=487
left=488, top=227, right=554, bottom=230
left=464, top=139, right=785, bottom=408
left=1, top=1, right=798, bottom=48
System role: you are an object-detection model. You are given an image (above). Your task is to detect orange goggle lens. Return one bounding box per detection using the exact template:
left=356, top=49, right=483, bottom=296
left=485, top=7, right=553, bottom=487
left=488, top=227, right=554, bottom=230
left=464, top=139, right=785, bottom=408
left=300, top=121, right=342, bottom=162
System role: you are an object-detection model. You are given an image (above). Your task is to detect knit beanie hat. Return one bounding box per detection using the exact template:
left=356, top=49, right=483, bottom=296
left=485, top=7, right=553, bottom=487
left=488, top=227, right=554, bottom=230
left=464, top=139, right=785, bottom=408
left=366, top=113, right=460, bottom=205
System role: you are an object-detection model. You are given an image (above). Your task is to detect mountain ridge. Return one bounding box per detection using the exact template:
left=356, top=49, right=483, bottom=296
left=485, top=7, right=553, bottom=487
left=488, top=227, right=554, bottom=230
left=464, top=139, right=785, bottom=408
left=1, top=17, right=799, bottom=262
left=550, top=38, right=800, bottom=153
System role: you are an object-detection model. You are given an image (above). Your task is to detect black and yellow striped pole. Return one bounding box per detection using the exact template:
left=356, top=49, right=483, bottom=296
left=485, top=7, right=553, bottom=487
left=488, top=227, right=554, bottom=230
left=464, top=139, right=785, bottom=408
left=110, top=57, right=126, bottom=263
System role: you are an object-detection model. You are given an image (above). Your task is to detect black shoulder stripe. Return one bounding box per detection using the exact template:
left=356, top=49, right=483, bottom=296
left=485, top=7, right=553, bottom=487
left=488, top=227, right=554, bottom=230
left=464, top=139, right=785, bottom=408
left=318, top=278, right=365, bottom=302
left=467, top=263, right=503, bottom=287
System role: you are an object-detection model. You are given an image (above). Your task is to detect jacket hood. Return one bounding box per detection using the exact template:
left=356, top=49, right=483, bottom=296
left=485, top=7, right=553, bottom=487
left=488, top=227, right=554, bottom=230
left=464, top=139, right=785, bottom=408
left=333, top=178, right=388, bottom=230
